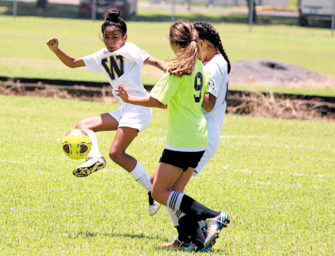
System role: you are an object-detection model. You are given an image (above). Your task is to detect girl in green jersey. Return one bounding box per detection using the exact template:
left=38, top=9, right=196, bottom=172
left=116, top=21, right=229, bottom=252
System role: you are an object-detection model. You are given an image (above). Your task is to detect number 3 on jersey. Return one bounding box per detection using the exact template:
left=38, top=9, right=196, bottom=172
left=101, top=55, right=125, bottom=80
left=193, top=72, right=203, bottom=103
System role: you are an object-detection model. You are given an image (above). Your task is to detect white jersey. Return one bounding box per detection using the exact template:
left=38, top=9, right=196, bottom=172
left=83, top=42, right=150, bottom=99
left=203, top=53, right=229, bottom=125
left=194, top=54, right=229, bottom=175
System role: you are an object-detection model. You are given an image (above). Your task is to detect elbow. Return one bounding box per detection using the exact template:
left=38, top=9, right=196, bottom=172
left=66, top=62, right=77, bottom=68
left=203, top=105, right=213, bottom=113
left=207, top=103, right=215, bottom=112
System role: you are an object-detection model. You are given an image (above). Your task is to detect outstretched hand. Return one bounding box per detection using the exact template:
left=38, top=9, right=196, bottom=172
left=46, top=37, right=59, bottom=52
left=115, top=84, right=129, bottom=102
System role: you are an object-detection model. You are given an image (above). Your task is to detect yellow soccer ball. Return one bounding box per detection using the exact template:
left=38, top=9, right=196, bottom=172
left=61, top=129, right=92, bottom=160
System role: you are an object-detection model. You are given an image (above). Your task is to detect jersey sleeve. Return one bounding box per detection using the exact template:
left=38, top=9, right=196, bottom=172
left=122, top=42, right=150, bottom=66
left=150, top=73, right=179, bottom=105
left=82, top=49, right=105, bottom=73
left=205, top=61, right=226, bottom=97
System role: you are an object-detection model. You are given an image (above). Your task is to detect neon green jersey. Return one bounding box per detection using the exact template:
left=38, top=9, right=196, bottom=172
left=150, top=59, right=208, bottom=151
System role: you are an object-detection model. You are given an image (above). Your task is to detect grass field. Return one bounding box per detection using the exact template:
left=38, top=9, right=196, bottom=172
left=0, top=94, right=334, bottom=255
left=1, top=13, right=335, bottom=96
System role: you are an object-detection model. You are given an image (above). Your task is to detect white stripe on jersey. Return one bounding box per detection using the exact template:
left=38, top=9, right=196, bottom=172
left=153, top=74, right=170, bottom=96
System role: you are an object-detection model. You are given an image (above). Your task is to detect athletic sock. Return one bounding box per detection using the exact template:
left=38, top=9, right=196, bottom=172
left=129, top=161, right=152, bottom=191
left=85, top=129, right=102, bottom=159
left=166, top=207, right=179, bottom=226
left=179, top=215, right=205, bottom=248
left=167, top=191, right=220, bottom=220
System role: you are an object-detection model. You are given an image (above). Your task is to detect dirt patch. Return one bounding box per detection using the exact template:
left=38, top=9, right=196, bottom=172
left=1, top=59, right=334, bottom=121
left=227, top=91, right=335, bottom=121
left=230, top=59, right=335, bottom=89
left=1, top=83, right=333, bottom=121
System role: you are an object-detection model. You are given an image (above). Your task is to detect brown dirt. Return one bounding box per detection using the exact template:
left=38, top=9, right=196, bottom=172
left=1, top=59, right=334, bottom=121
left=230, top=59, right=335, bottom=90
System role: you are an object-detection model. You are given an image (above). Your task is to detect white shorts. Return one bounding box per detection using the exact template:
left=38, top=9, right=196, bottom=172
left=108, top=100, right=152, bottom=133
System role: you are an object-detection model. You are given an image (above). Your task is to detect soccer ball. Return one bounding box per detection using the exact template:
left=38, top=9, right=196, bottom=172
left=61, top=129, right=92, bottom=160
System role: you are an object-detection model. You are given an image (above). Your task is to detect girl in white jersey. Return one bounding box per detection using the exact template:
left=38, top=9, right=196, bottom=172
left=116, top=21, right=229, bottom=252
left=46, top=9, right=165, bottom=216
left=161, top=21, right=232, bottom=250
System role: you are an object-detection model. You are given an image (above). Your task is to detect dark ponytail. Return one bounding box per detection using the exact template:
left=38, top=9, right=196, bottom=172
left=194, top=22, right=231, bottom=74
left=101, top=9, right=127, bottom=36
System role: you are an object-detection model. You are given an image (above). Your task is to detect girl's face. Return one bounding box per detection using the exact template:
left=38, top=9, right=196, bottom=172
left=199, top=39, right=218, bottom=63
left=103, top=26, right=127, bottom=52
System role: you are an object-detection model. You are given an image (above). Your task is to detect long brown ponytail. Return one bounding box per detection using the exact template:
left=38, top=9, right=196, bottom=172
left=168, top=22, right=200, bottom=76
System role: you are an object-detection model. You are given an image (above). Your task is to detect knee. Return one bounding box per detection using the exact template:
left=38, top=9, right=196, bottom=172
left=75, top=120, right=86, bottom=130
left=151, top=188, right=160, bottom=203
left=151, top=186, right=166, bottom=205
left=109, top=149, right=122, bottom=164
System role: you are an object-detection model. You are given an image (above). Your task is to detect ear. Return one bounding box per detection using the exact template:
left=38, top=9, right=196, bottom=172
left=123, top=34, right=128, bottom=41
left=199, top=39, right=205, bottom=48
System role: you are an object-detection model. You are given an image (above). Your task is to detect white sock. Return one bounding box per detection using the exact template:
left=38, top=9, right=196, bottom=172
left=166, top=207, right=179, bottom=227
left=130, top=161, right=152, bottom=191
left=85, top=129, right=102, bottom=159
left=167, top=191, right=185, bottom=210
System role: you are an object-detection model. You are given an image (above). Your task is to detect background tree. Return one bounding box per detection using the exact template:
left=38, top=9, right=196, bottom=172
left=36, top=0, right=47, bottom=10
left=246, top=0, right=257, bottom=23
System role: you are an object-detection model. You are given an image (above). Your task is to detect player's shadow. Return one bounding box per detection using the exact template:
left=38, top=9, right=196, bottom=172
left=154, top=243, right=227, bottom=254
left=70, top=230, right=161, bottom=240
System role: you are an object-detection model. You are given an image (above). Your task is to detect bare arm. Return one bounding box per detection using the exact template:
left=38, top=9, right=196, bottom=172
left=46, top=37, right=85, bottom=68
left=115, top=84, right=166, bottom=109
left=202, top=92, right=216, bottom=112
left=144, top=56, right=167, bottom=72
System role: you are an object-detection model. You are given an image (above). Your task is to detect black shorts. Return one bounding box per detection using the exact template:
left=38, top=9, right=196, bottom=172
left=159, top=149, right=205, bottom=171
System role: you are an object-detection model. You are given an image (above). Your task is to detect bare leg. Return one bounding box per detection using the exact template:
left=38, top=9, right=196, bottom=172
left=76, top=113, right=119, bottom=131
left=109, top=127, right=139, bottom=172
left=75, top=113, right=118, bottom=159
left=151, top=163, right=184, bottom=205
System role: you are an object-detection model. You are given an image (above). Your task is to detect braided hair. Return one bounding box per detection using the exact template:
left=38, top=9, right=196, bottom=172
left=102, top=9, right=127, bottom=36
left=194, top=22, right=231, bottom=74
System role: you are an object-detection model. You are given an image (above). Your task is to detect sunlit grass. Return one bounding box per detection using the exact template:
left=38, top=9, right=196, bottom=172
left=0, top=14, right=334, bottom=95
left=0, top=94, right=334, bottom=255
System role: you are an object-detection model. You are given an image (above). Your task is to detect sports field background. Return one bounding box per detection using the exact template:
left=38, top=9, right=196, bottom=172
left=1, top=2, right=335, bottom=255
left=0, top=94, right=334, bottom=255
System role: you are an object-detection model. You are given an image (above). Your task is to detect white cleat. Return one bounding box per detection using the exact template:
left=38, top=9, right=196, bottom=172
left=148, top=191, right=161, bottom=216
left=73, top=157, right=106, bottom=177
left=204, top=211, right=230, bottom=248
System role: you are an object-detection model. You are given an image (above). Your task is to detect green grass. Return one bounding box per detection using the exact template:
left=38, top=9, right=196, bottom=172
left=0, top=94, right=334, bottom=255
left=1, top=13, right=335, bottom=96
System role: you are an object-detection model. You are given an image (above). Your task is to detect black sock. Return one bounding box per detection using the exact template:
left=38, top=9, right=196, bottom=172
left=176, top=225, right=191, bottom=244
left=179, top=215, right=205, bottom=249
left=179, top=194, right=220, bottom=220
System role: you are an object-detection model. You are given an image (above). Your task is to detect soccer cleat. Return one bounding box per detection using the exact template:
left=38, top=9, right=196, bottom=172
left=73, top=157, right=106, bottom=177
left=201, top=222, right=208, bottom=236
left=184, top=243, right=213, bottom=253
left=148, top=191, right=161, bottom=216
left=161, top=239, right=191, bottom=249
left=204, top=211, right=230, bottom=248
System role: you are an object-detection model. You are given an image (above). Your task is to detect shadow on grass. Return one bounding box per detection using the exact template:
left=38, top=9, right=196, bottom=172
left=133, top=13, right=298, bottom=25
left=0, top=0, right=296, bottom=25
left=0, top=0, right=84, bottom=19
left=0, top=0, right=332, bottom=28
left=70, top=230, right=161, bottom=240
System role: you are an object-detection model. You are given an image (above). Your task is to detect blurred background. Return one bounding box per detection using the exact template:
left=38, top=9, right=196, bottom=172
left=3, top=0, right=335, bottom=28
